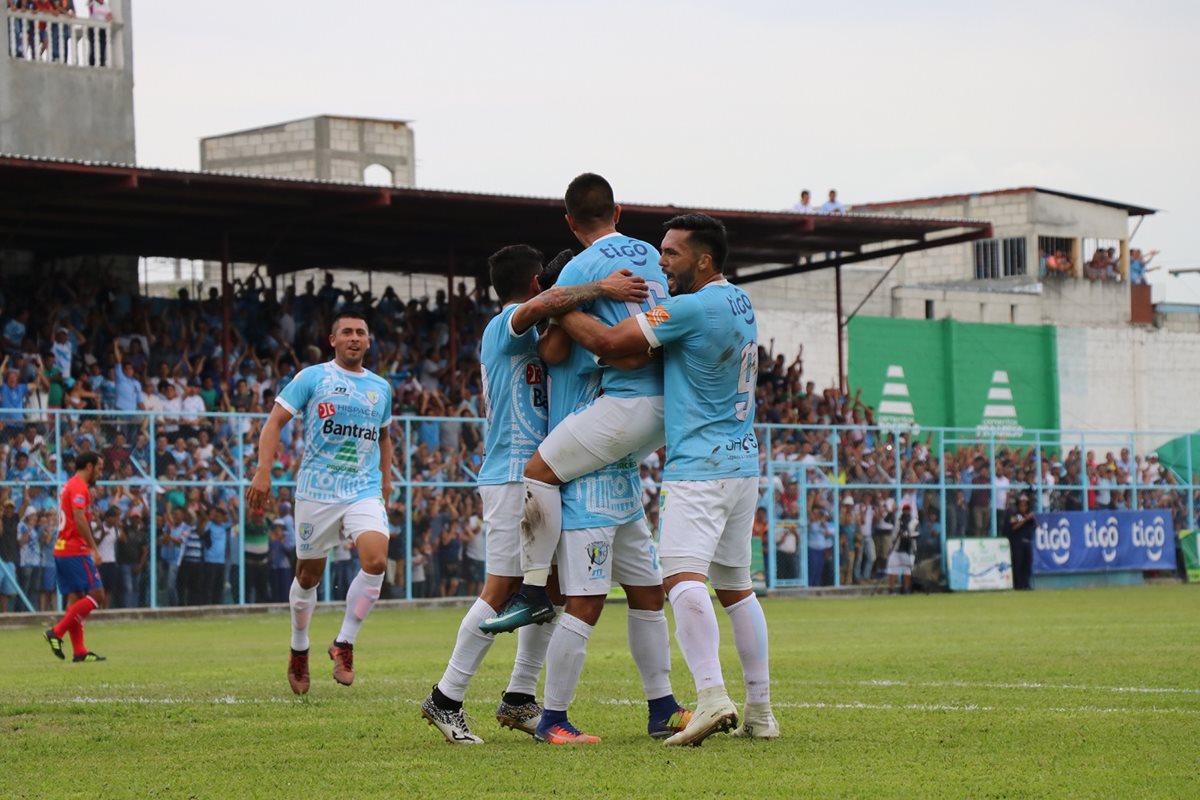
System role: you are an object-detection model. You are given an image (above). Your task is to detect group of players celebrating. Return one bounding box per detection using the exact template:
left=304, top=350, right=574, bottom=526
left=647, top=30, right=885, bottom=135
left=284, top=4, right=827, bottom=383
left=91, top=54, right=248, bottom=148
left=42, top=172, right=779, bottom=748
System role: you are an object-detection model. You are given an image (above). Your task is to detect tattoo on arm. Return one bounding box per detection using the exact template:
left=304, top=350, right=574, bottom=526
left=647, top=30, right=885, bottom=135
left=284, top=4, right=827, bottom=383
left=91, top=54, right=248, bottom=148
left=529, top=282, right=605, bottom=318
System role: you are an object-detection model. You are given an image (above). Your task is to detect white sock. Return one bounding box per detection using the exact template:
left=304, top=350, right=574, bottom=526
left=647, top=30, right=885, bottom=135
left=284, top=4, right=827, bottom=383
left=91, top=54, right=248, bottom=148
left=543, top=613, right=593, bottom=712
left=627, top=607, right=672, bottom=700
left=336, top=570, right=384, bottom=645
left=289, top=578, right=317, bottom=652
left=437, top=598, right=498, bottom=703
left=725, top=594, right=771, bottom=705
left=520, top=478, right=562, bottom=587
left=667, top=581, right=725, bottom=694
left=507, top=604, right=562, bottom=696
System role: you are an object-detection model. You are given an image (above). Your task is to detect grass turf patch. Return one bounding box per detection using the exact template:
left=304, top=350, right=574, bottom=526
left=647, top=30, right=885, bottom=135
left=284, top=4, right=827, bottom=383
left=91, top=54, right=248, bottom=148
left=1, top=585, right=1198, bottom=799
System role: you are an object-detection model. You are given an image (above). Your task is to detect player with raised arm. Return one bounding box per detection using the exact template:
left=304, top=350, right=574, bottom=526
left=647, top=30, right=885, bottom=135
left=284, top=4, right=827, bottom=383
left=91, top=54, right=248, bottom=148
left=481, top=173, right=670, bottom=634
left=556, top=213, right=779, bottom=746
left=43, top=452, right=108, bottom=663
left=530, top=252, right=690, bottom=745
left=420, top=245, right=648, bottom=743
left=247, top=313, right=393, bottom=695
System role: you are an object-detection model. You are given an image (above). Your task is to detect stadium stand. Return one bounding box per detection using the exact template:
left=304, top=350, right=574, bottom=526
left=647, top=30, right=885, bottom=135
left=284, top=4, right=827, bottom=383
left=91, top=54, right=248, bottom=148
left=0, top=270, right=1193, bottom=610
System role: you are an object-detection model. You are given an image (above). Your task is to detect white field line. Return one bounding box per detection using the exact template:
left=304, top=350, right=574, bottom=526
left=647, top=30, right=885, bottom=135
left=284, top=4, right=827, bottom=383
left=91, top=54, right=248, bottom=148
left=861, top=679, right=1200, bottom=695
left=597, top=698, right=1200, bottom=716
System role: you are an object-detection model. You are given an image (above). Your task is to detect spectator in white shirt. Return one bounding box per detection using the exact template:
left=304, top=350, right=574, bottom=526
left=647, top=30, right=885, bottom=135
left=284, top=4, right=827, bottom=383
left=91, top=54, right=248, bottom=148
left=791, top=189, right=814, bottom=213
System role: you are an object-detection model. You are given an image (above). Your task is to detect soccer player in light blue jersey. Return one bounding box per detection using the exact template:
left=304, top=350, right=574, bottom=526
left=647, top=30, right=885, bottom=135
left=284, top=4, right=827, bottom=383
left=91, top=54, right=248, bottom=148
left=248, top=312, right=393, bottom=695
left=557, top=213, right=779, bottom=746
left=524, top=254, right=690, bottom=745
left=482, top=173, right=671, bottom=635
left=420, top=245, right=648, bottom=744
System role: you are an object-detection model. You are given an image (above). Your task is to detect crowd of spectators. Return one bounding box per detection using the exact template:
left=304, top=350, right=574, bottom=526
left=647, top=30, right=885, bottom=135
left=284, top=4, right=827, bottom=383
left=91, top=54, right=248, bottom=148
left=0, top=267, right=1194, bottom=611
left=6, top=0, right=113, bottom=67
left=749, top=344, right=1196, bottom=588
left=1042, top=245, right=1160, bottom=285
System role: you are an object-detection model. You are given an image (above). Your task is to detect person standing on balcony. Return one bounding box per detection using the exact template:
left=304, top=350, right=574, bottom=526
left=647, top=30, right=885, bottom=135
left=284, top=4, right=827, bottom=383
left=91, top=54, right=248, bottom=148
left=791, top=189, right=814, bottom=213
left=819, top=189, right=845, bottom=215
left=88, top=0, right=111, bottom=66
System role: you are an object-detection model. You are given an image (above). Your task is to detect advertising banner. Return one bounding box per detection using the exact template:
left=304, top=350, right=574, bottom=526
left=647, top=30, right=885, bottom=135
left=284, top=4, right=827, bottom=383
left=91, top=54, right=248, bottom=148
left=947, top=537, right=1013, bottom=591
left=848, top=317, right=1060, bottom=434
left=1178, top=530, right=1200, bottom=583
left=1032, top=511, right=1176, bottom=574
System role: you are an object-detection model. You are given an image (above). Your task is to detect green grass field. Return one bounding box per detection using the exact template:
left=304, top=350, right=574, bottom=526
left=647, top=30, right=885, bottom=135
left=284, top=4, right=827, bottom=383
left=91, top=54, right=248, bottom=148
left=2, top=586, right=1198, bottom=799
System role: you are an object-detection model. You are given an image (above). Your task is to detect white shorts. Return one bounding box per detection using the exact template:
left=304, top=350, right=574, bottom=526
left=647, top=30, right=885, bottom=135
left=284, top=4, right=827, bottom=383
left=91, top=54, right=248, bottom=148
left=557, top=518, right=662, bottom=596
left=658, top=477, right=759, bottom=577
left=539, top=394, right=665, bottom=483
left=478, top=483, right=523, bottom=578
left=295, top=497, right=388, bottom=561
left=886, top=550, right=915, bottom=576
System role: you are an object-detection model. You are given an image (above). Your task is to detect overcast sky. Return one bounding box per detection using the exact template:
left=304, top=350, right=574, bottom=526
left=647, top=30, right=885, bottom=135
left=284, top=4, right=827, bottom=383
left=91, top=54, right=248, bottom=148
left=130, top=0, right=1199, bottom=286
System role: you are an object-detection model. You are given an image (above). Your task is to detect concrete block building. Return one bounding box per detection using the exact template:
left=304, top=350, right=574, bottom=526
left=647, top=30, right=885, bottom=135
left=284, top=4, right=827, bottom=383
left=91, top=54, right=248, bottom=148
left=743, top=187, right=1200, bottom=441
left=200, top=115, right=415, bottom=187
left=1, top=0, right=135, bottom=163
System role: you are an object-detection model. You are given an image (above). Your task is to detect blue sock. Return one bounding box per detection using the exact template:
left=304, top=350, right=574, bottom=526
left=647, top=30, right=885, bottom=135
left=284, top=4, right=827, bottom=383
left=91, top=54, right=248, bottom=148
left=539, top=708, right=567, bottom=730
left=648, top=693, right=680, bottom=721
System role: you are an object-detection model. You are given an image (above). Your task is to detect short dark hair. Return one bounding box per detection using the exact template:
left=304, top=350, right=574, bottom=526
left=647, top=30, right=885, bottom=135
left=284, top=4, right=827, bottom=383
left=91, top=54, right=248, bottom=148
left=663, top=213, right=729, bottom=271
left=489, top=245, right=544, bottom=303
left=564, top=173, right=615, bottom=226
left=75, top=451, right=101, bottom=472
left=330, top=312, right=368, bottom=335
left=538, top=249, right=575, bottom=291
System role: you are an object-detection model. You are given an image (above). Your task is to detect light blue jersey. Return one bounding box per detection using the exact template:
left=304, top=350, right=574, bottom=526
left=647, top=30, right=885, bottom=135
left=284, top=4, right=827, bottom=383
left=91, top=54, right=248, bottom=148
left=637, top=280, right=759, bottom=480
left=556, top=233, right=667, bottom=399
left=550, top=333, right=644, bottom=530
left=478, top=305, right=548, bottom=485
left=276, top=362, right=392, bottom=504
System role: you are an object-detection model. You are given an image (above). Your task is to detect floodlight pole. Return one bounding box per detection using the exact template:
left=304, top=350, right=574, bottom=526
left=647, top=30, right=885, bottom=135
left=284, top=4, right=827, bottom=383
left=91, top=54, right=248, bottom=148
left=835, top=261, right=846, bottom=396
left=221, top=231, right=232, bottom=384
left=448, top=247, right=459, bottom=386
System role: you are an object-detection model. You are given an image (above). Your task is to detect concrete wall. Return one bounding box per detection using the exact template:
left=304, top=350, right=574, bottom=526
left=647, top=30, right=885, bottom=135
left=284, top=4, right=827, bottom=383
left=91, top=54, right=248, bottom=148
left=201, top=116, right=415, bottom=186
left=755, top=308, right=839, bottom=388
left=891, top=278, right=1130, bottom=327
left=1056, top=325, right=1200, bottom=445
left=0, top=0, right=135, bottom=163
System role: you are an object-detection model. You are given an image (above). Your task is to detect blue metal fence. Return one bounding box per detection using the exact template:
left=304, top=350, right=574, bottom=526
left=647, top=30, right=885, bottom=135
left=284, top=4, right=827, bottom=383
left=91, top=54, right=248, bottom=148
left=0, top=408, right=1193, bottom=611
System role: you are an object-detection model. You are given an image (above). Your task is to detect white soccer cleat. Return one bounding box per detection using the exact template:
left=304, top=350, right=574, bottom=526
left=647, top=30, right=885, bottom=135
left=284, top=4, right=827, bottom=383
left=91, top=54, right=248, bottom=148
left=732, top=703, right=780, bottom=739
left=662, top=688, right=738, bottom=747
left=421, top=692, right=484, bottom=744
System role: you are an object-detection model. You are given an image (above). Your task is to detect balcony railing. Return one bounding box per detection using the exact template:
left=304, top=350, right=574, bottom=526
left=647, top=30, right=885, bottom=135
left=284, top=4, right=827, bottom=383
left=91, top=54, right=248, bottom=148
left=5, top=9, right=115, bottom=69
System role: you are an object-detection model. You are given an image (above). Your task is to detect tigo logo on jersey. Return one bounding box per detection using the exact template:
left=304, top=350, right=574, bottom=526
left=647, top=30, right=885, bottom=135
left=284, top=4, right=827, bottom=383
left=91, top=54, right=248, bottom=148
left=317, top=402, right=337, bottom=419
left=646, top=306, right=670, bottom=327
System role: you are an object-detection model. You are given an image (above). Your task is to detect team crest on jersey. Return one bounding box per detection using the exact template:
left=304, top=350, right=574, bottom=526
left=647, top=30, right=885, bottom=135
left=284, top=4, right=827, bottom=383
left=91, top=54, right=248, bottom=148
left=299, top=523, right=314, bottom=541
left=317, top=402, right=337, bottom=419
left=646, top=306, right=670, bottom=327
left=366, top=390, right=380, bottom=405
left=586, top=540, right=609, bottom=580
left=586, top=541, right=609, bottom=567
